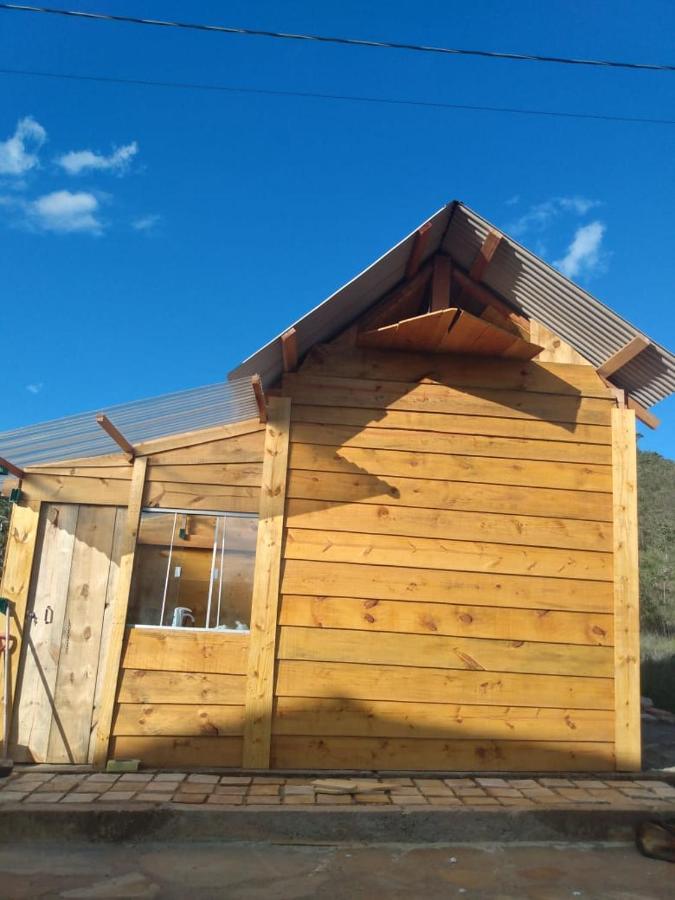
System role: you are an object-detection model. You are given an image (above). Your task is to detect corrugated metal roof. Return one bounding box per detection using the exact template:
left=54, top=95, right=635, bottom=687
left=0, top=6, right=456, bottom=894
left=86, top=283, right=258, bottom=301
left=228, top=201, right=675, bottom=409
left=0, top=377, right=258, bottom=470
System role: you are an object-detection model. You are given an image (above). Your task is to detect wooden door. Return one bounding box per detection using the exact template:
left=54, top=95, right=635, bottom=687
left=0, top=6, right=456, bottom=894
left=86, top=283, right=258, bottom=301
left=11, top=503, right=126, bottom=764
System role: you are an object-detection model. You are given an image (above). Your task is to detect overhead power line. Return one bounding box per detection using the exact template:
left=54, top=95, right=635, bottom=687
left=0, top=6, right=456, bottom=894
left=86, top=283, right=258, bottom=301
left=1, top=3, right=674, bottom=73
left=2, top=66, right=674, bottom=126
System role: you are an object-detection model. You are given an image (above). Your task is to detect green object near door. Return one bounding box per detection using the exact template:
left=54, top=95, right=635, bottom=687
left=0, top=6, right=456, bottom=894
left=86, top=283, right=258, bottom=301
left=0, top=598, right=10, bottom=616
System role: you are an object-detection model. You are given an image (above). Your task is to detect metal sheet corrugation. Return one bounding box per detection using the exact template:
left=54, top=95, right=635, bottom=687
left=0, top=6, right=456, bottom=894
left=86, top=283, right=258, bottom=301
left=228, top=205, right=453, bottom=387
left=443, top=205, right=675, bottom=408
left=0, top=377, right=258, bottom=469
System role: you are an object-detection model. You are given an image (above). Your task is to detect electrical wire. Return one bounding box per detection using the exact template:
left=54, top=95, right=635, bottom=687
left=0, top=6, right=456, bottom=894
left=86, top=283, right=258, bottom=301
left=1, top=66, right=674, bottom=126
left=1, top=3, right=674, bottom=73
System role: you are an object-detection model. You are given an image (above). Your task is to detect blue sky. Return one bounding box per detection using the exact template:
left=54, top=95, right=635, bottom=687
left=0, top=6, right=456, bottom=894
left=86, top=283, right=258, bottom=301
left=1, top=1, right=674, bottom=457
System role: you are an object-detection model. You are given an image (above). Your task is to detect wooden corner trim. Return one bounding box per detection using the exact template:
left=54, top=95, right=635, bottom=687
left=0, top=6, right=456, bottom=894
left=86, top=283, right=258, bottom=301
left=242, top=397, right=291, bottom=769
left=611, top=408, right=641, bottom=771
left=91, top=456, right=148, bottom=767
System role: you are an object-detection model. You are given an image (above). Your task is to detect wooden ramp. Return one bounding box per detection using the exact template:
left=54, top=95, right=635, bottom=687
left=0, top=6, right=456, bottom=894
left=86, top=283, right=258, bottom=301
left=358, top=308, right=543, bottom=360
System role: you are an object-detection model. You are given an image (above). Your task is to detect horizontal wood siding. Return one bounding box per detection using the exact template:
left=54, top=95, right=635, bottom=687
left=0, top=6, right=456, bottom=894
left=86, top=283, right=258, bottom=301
left=111, top=627, right=249, bottom=768
left=272, top=351, right=616, bottom=771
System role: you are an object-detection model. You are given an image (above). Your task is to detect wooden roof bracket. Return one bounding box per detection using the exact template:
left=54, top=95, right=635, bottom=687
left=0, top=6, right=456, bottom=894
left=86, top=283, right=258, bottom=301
left=95, top=414, right=136, bottom=461
left=251, top=374, right=268, bottom=424
left=452, top=266, right=529, bottom=334
left=405, top=221, right=433, bottom=279
left=627, top=396, right=660, bottom=430
left=596, top=337, right=658, bottom=428
left=281, top=327, right=298, bottom=373
left=469, top=229, right=503, bottom=282
left=597, top=335, right=650, bottom=378
left=0, top=456, right=25, bottom=479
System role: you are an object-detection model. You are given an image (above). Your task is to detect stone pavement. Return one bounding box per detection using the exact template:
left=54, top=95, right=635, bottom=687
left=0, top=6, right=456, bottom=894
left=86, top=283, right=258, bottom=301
left=1, top=769, right=675, bottom=811
left=1, top=840, right=673, bottom=899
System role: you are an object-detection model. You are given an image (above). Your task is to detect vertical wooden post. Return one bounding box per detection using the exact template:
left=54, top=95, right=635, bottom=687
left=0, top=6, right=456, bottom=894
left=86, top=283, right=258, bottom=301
left=92, top=456, right=147, bottom=766
left=243, top=397, right=291, bottom=769
left=611, top=407, right=641, bottom=771
left=0, top=502, right=40, bottom=749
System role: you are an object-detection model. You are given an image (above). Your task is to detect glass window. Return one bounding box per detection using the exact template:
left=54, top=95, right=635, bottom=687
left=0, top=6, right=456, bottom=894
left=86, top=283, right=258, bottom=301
left=127, top=510, right=257, bottom=631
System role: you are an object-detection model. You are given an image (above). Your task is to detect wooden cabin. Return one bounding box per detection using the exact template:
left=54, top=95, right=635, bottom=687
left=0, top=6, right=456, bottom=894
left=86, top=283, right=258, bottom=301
left=2, top=201, right=674, bottom=774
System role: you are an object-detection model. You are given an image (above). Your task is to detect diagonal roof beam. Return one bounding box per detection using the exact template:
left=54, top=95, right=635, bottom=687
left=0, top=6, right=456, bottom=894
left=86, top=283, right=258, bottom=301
left=251, top=374, right=268, bottom=424
left=405, top=221, right=433, bottom=279
left=468, top=228, right=503, bottom=282
left=597, top=335, right=650, bottom=378
left=0, top=456, right=25, bottom=479
left=95, top=414, right=135, bottom=460
left=280, top=327, right=298, bottom=373
left=453, top=266, right=529, bottom=334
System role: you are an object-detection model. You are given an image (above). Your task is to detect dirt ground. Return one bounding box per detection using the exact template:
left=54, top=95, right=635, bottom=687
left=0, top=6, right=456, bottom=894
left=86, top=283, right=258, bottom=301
left=0, top=841, right=672, bottom=899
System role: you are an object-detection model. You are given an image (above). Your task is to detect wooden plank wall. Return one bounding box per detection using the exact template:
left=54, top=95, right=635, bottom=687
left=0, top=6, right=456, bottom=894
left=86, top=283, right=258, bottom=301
left=110, top=627, right=248, bottom=767
left=19, top=421, right=266, bottom=514
left=273, top=345, right=619, bottom=771
left=15, top=420, right=266, bottom=768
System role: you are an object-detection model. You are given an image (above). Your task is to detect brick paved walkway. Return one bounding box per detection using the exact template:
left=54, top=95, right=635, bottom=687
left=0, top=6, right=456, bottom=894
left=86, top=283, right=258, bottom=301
left=1, top=770, right=674, bottom=810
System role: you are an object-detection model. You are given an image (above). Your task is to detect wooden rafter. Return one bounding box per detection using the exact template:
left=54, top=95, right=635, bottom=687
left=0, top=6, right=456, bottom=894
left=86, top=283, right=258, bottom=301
left=405, top=221, right=433, bottom=279
left=358, top=263, right=433, bottom=334
left=597, top=336, right=650, bottom=379
left=468, top=229, right=503, bottom=282
left=430, top=254, right=452, bottom=312
left=95, top=415, right=135, bottom=460
left=251, top=374, right=268, bottom=424
left=0, top=456, right=25, bottom=479
left=627, top=396, right=660, bottom=430
left=453, top=267, right=529, bottom=334
left=281, top=327, right=298, bottom=373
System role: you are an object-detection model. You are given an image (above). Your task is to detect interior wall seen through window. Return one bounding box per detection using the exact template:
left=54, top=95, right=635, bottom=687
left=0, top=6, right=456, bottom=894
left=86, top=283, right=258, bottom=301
left=127, top=510, right=257, bottom=630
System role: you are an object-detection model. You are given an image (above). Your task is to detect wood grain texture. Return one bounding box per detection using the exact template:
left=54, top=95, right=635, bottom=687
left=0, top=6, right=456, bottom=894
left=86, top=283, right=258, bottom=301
left=117, top=669, right=246, bottom=704
left=10, top=504, right=77, bottom=761
left=288, top=442, right=612, bottom=492
left=109, top=735, right=243, bottom=768
left=0, top=503, right=40, bottom=750
left=287, top=470, right=612, bottom=522
left=92, top=456, right=148, bottom=766
left=135, top=418, right=264, bottom=456
left=289, top=421, right=613, bottom=466
left=300, top=345, right=614, bottom=398
left=242, top=397, right=291, bottom=768
left=20, top=475, right=129, bottom=506
left=611, top=408, right=641, bottom=771
left=283, top=373, right=613, bottom=427
left=146, top=463, right=263, bottom=487
left=143, top=481, right=260, bottom=513
left=284, top=528, right=612, bottom=582
left=281, top=559, right=612, bottom=613
left=271, top=736, right=615, bottom=771
left=279, top=596, right=614, bottom=646
left=292, top=404, right=611, bottom=446
left=277, top=626, right=614, bottom=677
left=275, top=660, right=614, bottom=709
left=46, top=506, right=117, bottom=764
left=88, top=508, right=126, bottom=763
left=272, top=697, right=614, bottom=742
left=113, top=703, right=245, bottom=737
left=145, top=431, right=265, bottom=466
left=286, top=498, right=612, bottom=553
left=121, top=627, right=249, bottom=675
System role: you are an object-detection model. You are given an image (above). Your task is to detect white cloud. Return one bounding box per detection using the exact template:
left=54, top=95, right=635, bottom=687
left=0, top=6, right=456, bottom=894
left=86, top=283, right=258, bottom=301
left=0, top=116, right=46, bottom=176
left=26, top=382, right=43, bottom=395
left=132, top=213, right=160, bottom=231
left=29, top=190, right=103, bottom=234
left=508, top=196, right=601, bottom=237
left=554, top=221, right=606, bottom=278
left=57, top=141, right=138, bottom=175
